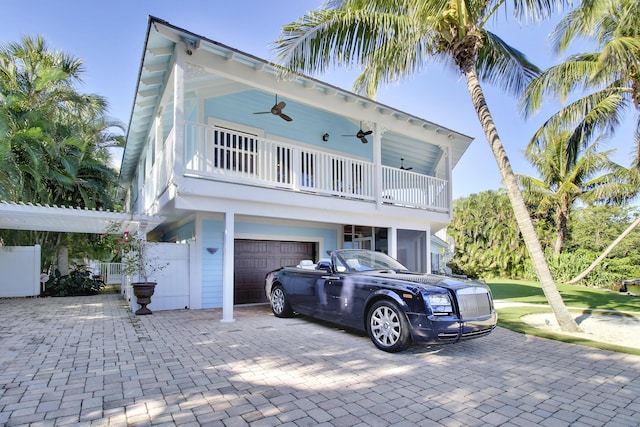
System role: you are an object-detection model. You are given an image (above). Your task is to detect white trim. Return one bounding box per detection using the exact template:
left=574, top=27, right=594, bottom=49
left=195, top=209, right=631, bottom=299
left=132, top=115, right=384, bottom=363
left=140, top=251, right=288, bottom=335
left=207, top=117, right=265, bottom=138
left=0, top=201, right=164, bottom=234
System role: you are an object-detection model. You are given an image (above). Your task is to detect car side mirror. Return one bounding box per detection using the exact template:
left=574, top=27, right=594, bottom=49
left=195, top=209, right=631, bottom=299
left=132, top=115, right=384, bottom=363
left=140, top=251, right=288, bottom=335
left=316, top=262, right=332, bottom=273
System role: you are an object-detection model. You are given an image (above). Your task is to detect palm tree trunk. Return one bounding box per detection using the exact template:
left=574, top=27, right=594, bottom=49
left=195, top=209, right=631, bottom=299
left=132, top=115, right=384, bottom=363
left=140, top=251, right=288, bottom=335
left=566, top=216, right=640, bottom=285
left=464, top=69, right=580, bottom=332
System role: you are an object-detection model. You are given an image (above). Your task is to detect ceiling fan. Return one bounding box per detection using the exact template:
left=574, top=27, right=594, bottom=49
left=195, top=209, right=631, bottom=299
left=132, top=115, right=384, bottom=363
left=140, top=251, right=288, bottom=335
left=400, top=158, right=413, bottom=170
left=342, top=122, right=372, bottom=143
left=253, top=95, right=292, bottom=122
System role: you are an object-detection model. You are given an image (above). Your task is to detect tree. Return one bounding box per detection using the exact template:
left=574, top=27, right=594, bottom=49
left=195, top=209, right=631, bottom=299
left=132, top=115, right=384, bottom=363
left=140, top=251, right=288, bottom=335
left=519, top=130, right=634, bottom=254
left=522, top=0, right=640, bottom=279
left=0, top=36, right=119, bottom=268
left=448, top=190, right=530, bottom=278
left=565, top=204, right=640, bottom=284
left=274, top=0, right=579, bottom=331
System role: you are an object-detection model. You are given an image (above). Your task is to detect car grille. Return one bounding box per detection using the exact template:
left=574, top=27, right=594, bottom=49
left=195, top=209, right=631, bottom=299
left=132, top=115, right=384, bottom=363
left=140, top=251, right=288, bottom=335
left=456, top=287, right=492, bottom=319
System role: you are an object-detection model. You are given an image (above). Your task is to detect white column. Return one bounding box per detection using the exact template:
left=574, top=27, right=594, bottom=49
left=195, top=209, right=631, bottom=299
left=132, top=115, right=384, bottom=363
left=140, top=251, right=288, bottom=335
left=173, top=44, right=186, bottom=179
left=425, top=225, right=432, bottom=274
left=388, top=226, right=397, bottom=259
left=446, top=145, right=453, bottom=218
left=373, top=122, right=383, bottom=206
left=221, top=211, right=235, bottom=323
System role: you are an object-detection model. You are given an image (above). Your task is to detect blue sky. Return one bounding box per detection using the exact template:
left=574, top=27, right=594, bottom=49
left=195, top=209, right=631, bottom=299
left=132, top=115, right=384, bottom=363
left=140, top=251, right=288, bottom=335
left=1, top=0, right=635, bottom=200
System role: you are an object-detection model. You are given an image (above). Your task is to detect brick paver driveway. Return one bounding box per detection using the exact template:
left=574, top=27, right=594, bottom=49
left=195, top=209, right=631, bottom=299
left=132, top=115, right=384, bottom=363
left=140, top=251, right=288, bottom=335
left=1, top=294, right=639, bottom=426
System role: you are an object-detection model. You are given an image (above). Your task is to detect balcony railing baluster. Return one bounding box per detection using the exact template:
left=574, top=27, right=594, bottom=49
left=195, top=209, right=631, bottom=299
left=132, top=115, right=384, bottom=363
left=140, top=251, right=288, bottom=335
left=183, top=122, right=448, bottom=212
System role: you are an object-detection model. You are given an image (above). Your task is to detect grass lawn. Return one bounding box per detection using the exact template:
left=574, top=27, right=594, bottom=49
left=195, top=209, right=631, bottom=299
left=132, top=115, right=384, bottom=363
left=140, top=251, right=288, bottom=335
left=485, top=278, right=640, bottom=355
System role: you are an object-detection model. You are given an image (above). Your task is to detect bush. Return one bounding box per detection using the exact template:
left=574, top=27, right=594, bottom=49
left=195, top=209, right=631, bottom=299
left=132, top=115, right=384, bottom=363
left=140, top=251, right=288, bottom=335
left=523, top=250, right=640, bottom=288
left=42, top=265, right=104, bottom=297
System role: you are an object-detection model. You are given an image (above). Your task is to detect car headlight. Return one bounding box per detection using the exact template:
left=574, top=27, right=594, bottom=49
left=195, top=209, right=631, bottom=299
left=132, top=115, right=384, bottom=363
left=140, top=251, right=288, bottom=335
left=429, top=293, right=453, bottom=315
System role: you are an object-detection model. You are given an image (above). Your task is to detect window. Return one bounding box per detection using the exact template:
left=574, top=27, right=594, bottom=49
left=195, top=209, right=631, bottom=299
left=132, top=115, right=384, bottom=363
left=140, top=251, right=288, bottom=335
left=212, top=127, right=257, bottom=174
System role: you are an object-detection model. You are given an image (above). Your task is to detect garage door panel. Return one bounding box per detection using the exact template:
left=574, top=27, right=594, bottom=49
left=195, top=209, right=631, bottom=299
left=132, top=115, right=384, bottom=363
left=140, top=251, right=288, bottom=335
left=234, top=239, right=315, bottom=304
left=236, top=258, right=267, bottom=269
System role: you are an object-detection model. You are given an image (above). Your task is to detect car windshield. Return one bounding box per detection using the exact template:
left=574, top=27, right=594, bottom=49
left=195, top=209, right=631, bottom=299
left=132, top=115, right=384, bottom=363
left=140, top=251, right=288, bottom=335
left=334, top=249, right=408, bottom=272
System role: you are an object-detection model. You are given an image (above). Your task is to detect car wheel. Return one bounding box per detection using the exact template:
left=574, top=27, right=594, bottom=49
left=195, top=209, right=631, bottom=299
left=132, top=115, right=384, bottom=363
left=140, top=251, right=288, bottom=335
left=367, top=300, right=411, bottom=352
left=270, top=285, right=294, bottom=318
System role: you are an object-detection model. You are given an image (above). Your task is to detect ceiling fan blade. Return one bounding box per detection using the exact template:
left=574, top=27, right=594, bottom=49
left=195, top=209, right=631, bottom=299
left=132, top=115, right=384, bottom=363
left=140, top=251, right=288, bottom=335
left=279, top=113, right=293, bottom=122
left=253, top=111, right=270, bottom=115
left=275, top=101, right=286, bottom=111
left=363, top=130, right=372, bottom=136
left=360, top=136, right=368, bottom=144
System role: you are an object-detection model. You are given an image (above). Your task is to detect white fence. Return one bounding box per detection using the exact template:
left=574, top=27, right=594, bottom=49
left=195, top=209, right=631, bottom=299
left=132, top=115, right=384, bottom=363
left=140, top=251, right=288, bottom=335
left=0, top=245, right=41, bottom=297
left=121, top=242, right=192, bottom=313
left=89, top=262, right=123, bottom=285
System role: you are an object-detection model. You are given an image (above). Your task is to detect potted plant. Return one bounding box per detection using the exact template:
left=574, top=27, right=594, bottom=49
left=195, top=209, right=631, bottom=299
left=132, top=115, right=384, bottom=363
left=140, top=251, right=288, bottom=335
left=103, top=225, right=167, bottom=315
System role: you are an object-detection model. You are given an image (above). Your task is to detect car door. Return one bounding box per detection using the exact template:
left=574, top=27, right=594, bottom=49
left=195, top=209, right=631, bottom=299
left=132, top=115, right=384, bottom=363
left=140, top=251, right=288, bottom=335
left=292, top=270, right=330, bottom=315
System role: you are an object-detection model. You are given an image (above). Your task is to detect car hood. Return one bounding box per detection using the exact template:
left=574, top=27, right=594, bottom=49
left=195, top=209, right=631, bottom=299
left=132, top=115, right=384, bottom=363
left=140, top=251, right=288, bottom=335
left=358, top=271, right=487, bottom=291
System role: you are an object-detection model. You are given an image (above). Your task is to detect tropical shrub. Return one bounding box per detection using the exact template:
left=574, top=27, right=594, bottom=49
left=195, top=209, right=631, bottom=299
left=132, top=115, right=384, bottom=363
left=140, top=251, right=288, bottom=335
left=523, top=249, right=640, bottom=288
left=42, top=264, right=104, bottom=297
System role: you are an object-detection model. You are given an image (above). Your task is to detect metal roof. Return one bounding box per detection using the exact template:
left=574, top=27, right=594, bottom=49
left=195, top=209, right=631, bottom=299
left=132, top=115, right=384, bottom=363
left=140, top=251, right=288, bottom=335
left=0, top=201, right=164, bottom=234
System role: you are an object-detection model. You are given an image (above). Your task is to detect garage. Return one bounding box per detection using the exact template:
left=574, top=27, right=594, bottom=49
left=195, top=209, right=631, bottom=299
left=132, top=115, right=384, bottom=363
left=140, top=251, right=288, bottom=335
left=234, top=239, right=316, bottom=304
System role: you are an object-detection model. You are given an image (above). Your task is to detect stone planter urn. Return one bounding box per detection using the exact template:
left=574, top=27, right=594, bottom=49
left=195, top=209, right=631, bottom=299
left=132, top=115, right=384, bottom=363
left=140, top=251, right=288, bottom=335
left=132, top=282, right=157, bottom=315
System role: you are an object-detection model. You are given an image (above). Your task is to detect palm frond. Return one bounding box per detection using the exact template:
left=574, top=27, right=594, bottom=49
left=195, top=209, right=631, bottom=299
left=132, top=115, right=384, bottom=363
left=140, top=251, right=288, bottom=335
left=549, top=0, right=608, bottom=54
left=531, top=88, right=627, bottom=147
left=520, top=55, right=601, bottom=116
left=476, top=30, right=540, bottom=96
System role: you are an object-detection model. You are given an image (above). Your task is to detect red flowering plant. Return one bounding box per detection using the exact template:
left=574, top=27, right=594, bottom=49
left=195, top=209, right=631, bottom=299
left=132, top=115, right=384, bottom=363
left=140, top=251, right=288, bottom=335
left=100, top=223, right=167, bottom=283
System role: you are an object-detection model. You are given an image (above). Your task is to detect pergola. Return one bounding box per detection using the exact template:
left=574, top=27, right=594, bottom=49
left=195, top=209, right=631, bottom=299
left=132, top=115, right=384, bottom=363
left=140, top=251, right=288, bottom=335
left=0, top=201, right=164, bottom=234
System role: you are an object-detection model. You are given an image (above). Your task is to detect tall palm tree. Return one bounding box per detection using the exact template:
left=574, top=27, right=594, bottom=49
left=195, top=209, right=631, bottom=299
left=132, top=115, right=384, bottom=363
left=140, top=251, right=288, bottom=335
left=274, top=0, right=579, bottom=331
left=519, top=130, right=634, bottom=255
left=522, top=0, right=640, bottom=281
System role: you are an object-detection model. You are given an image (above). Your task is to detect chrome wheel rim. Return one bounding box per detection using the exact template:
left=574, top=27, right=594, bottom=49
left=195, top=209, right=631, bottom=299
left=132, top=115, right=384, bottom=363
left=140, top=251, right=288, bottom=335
left=271, top=288, right=285, bottom=314
left=370, top=305, right=401, bottom=346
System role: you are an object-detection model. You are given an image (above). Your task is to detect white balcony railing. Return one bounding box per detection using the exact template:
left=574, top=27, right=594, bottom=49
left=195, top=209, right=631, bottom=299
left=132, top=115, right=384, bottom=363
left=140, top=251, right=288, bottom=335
left=184, top=122, right=449, bottom=212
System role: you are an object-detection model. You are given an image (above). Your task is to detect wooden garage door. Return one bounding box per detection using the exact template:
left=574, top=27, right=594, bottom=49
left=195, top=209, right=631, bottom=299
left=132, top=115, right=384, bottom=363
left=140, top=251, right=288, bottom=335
left=234, top=240, right=316, bottom=304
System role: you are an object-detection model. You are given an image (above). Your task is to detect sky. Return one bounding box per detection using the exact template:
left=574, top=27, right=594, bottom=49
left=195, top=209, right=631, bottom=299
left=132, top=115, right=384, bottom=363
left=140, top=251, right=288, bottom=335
left=0, top=0, right=635, bottom=200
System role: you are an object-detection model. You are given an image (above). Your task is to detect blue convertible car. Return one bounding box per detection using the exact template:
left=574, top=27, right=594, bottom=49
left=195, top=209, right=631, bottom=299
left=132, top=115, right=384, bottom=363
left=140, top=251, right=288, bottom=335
left=265, top=249, right=497, bottom=352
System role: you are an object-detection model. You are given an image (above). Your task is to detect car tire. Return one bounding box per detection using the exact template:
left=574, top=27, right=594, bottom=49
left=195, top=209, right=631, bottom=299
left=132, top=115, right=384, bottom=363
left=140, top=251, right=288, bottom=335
left=367, top=300, right=411, bottom=352
left=270, top=285, right=294, bottom=318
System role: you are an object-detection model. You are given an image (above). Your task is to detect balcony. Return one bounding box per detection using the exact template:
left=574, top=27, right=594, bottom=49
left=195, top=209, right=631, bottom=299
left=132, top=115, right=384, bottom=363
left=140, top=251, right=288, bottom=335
left=183, top=122, right=449, bottom=212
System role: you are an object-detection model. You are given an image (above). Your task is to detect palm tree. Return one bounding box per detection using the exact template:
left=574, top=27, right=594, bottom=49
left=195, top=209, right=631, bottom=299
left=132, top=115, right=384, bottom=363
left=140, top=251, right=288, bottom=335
left=0, top=35, right=119, bottom=268
left=519, top=130, right=634, bottom=255
left=522, top=0, right=640, bottom=281
left=274, top=0, right=579, bottom=331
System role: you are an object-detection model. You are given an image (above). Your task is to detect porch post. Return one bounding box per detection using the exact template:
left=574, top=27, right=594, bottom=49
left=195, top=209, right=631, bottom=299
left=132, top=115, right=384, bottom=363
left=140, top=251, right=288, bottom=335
left=425, top=225, right=432, bottom=274
left=221, top=211, right=235, bottom=323
left=446, top=145, right=453, bottom=218
left=387, top=226, right=397, bottom=259
left=373, top=122, right=383, bottom=207
left=172, top=44, right=186, bottom=179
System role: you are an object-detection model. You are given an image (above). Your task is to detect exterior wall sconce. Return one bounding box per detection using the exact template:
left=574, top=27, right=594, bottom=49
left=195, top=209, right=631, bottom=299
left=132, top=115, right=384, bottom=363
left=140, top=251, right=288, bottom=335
left=206, top=247, right=218, bottom=254
left=322, top=133, right=330, bottom=142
